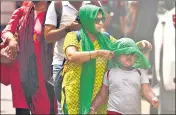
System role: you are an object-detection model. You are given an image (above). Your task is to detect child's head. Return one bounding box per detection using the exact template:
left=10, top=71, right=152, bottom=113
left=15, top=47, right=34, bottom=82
left=108, top=38, right=151, bottom=70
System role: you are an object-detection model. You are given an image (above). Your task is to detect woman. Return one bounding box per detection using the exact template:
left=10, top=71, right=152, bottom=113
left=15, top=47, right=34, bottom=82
left=1, top=1, right=57, bottom=114
left=61, top=5, right=152, bottom=114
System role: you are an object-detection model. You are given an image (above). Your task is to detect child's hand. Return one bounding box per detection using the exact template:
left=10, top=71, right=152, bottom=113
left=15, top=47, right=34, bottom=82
left=89, top=110, right=95, bottom=114
left=151, top=97, right=159, bottom=108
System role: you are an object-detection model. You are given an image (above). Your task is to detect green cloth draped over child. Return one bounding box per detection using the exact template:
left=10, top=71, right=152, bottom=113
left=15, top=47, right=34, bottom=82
left=108, top=38, right=151, bottom=70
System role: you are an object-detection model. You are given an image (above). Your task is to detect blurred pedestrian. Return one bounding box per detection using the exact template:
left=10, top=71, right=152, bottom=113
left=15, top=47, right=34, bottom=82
left=102, top=0, right=127, bottom=38
left=1, top=1, right=57, bottom=114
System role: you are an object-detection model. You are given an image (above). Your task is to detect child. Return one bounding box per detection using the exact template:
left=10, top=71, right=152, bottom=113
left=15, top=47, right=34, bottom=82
left=89, top=38, right=159, bottom=114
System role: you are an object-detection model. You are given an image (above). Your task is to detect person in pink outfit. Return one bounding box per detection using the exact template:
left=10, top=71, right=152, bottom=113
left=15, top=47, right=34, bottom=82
left=1, top=1, right=57, bottom=114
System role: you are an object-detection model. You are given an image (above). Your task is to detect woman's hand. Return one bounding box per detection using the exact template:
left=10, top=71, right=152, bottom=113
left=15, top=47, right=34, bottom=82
left=6, top=37, right=19, bottom=59
left=1, top=46, right=16, bottom=64
left=89, top=109, right=95, bottom=114
left=136, top=40, right=152, bottom=52
left=98, top=50, right=114, bottom=60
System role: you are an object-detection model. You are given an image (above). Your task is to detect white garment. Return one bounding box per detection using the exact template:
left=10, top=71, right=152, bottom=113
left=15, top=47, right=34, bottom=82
left=154, top=8, right=175, bottom=91
left=103, top=67, right=149, bottom=114
left=154, top=7, right=175, bottom=113
left=45, top=1, right=90, bottom=65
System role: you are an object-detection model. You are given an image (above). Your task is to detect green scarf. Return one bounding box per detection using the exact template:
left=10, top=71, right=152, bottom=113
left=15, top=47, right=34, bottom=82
left=78, top=5, right=115, bottom=114
left=108, top=38, right=151, bottom=69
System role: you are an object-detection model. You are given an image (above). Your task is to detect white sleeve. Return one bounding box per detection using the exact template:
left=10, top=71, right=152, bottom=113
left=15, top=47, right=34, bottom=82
left=103, top=71, right=109, bottom=86
left=45, top=1, right=57, bottom=26
left=139, top=69, right=149, bottom=84
left=84, top=1, right=102, bottom=6
left=83, top=1, right=91, bottom=4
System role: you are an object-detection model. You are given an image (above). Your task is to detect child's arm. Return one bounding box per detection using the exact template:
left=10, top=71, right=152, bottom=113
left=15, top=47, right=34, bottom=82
left=142, top=83, right=155, bottom=103
left=140, top=69, right=159, bottom=108
left=141, top=83, right=159, bottom=108
left=89, top=84, right=109, bottom=114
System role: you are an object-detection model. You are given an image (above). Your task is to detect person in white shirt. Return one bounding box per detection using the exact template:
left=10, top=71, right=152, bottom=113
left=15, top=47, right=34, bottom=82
left=89, top=38, right=159, bottom=114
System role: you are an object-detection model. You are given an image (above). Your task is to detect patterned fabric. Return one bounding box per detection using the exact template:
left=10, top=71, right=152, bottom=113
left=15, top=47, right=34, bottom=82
left=61, top=32, right=116, bottom=114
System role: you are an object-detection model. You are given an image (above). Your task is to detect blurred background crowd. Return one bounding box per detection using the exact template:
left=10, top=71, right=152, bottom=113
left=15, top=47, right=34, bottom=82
left=1, top=0, right=175, bottom=114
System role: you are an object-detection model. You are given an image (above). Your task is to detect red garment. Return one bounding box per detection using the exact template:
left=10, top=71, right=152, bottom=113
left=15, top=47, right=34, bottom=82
left=107, top=111, right=123, bottom=115
left=0, top=64, right=11, bottom=86
left=1, top=61, right=28, bottom=108
left=173, top=14, right=176, bottom=28
left=22, top=1, right=33, bottom=6
left=1, top=6, right=57, bottom=114
left=0, top=43, right=10, bottom=86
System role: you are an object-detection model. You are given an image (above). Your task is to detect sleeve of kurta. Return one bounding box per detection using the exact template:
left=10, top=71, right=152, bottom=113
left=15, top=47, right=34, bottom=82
left=63, top=32, right=80, bottom=56
left=1, top=7, right=23, bottom=43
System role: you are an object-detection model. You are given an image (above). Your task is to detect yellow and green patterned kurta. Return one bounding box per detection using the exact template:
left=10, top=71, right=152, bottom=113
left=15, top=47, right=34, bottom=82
left=61, top=32, right=116, bottom=114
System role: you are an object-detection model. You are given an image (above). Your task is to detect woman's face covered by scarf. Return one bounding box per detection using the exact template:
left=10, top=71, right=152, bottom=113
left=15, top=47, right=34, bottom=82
left=78, top=5, right=106, bottom=35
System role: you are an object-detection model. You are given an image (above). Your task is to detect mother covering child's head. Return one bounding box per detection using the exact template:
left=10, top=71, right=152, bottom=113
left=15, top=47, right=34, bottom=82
left=108, top=38, right=151, bottom=70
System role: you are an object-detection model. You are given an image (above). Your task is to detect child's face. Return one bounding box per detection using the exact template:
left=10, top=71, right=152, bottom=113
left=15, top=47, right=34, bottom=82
left=118, top=54, right=136, bottom=67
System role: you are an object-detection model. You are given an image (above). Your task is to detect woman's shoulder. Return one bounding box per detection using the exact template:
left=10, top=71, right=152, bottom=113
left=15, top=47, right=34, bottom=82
left=64, top=31, right=79, bottom=45
left=101, top=32, right=117, bottom=42
left=13, top=6, right=31, bottom=16
left=65, top=31, right=77, bottom=39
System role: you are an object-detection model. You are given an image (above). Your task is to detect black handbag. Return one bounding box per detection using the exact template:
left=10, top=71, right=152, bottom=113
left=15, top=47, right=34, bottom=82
left=54, top=58, right=66, bottom=102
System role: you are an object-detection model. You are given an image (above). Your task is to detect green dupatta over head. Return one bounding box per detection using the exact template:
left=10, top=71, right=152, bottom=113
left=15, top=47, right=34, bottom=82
left=108, top=38, right=151, bottom=69
left=78, top=5, right=115, bottom=114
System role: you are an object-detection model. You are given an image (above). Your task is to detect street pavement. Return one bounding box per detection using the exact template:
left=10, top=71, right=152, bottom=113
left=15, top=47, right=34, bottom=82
left=1, top=84, right=15, bottom=114
left=1, top=83, right=151, bottom=114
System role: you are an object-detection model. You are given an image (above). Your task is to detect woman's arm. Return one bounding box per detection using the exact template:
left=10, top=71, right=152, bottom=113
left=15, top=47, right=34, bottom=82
left=65, top=46, right=99, bottom=63
left=1, top=7, right=22, bottom=43
left=64, top=32, right=114, bottom=63
left=136, top=40, right=152, bottom=52
left=1, top=7, right=23, bottom=58
left=89, top=84, right=109, bottom=114
left=65, top=46, right=113, bottom=64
